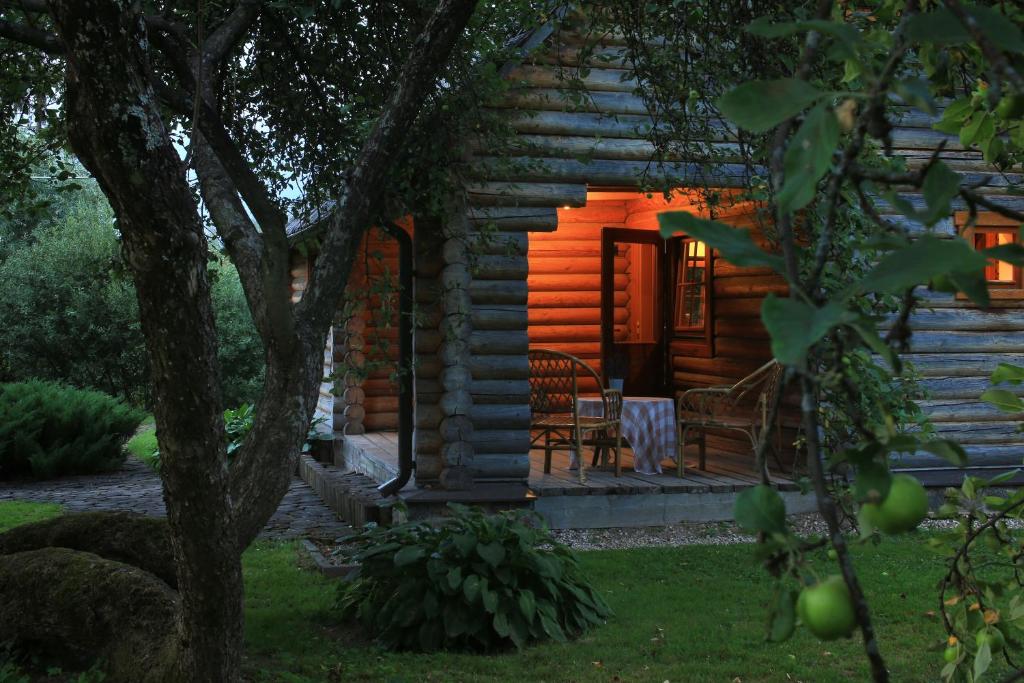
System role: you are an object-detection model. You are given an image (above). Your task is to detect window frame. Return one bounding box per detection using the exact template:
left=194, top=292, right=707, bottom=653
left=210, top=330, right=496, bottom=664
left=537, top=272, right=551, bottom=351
left=670, top=236, right=714, bottom=357
left=958, top=211, right=1024, bottom=299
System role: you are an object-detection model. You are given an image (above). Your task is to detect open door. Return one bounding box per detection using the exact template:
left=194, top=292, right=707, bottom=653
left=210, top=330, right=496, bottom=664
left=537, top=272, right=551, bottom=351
left=600, top=228, right=670, bottom=397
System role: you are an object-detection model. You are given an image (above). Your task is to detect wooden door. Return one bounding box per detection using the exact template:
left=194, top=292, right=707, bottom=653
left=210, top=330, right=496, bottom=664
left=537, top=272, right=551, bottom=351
left=601, top=228, right=670, bottom=397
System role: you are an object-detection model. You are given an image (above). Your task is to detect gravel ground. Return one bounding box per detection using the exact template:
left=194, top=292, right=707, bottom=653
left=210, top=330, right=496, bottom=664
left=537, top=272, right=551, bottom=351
left=547, top=514, right=1022, bottom=551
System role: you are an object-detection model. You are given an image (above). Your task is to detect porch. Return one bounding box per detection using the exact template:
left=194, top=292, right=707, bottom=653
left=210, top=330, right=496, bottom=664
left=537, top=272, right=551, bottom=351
left=320, top=432, right=812, bottom=529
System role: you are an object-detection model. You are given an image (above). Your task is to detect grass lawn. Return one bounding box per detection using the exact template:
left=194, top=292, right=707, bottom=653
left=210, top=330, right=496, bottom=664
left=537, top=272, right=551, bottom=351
left=0, top=501, right=983, bottom=682
left=126, top=416, right=159, bottom=469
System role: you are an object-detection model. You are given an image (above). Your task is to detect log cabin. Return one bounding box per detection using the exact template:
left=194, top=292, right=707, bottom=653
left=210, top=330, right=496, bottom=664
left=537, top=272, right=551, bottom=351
left=286, top=12, right=1024, bottom=526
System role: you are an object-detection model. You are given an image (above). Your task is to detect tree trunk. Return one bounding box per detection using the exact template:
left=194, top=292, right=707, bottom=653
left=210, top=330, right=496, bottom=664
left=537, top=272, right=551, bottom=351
left=49, top=2, right=243, bottom=679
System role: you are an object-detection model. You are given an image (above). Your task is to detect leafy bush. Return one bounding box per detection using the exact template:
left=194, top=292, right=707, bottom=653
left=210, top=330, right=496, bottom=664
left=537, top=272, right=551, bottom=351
left=336, top=504, right=611, bottom=652
left=143, top=406, right=326, bottom=472
left=0, top=381, right=144, bottom=480
left=0, top=185, right=264, bottom=408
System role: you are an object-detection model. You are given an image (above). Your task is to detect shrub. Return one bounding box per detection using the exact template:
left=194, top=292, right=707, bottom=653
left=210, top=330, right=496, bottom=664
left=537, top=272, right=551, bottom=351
left=336, top=504, right=611, bottom=652
left=0, top=381, right=144, bottom=480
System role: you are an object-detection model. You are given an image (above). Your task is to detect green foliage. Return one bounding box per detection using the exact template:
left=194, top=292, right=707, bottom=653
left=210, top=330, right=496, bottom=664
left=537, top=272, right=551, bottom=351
left=0, top=183, right=264, bottom=408
left=0, top=185, right=147, bottom=404
left=0, top=380, right=144, bottom=480
left=336, top=504, right=611, bottom=652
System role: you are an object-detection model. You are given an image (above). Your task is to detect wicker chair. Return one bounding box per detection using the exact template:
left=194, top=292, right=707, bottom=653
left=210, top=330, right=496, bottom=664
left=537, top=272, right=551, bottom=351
left=528, top=349, right=623, bottom=482
left=675, top=360, right=783, bottom=475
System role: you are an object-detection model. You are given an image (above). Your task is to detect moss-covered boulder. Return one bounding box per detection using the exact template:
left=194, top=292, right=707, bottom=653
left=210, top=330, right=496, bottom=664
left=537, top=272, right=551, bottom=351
left=0, top=547, right=179, bottom=682
left=0, top=510, right=176, bottom=587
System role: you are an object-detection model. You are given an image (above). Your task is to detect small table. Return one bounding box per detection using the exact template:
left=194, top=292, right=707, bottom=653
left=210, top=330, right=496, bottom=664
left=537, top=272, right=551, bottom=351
left=577, top=396, right=678, bottom=475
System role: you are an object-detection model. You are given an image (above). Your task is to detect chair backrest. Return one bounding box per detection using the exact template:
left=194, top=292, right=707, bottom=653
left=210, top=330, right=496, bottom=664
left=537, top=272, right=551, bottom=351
left=528, top=349, right=603, bottom=416
left=727, top=360, right=782, bottom=408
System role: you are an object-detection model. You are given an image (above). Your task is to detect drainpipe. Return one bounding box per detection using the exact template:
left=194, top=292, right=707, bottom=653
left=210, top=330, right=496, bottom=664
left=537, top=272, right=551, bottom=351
left=378, top=221, right=413, bottom=496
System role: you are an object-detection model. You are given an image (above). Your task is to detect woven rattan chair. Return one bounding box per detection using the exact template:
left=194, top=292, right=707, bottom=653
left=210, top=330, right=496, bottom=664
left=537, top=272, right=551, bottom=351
left=528, top=349, right=623, bottom=482
left=675, top=360, right=783, bottom=475
left=585, top=388, right=624, bottom=476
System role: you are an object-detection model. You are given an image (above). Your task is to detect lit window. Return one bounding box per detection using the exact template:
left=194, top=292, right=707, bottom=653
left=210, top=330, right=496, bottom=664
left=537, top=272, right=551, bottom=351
left=973, top=228, right=1017, bottom=284
left=957, top=211, right=1023, bottom=295
left=675, top=239, right=707, bottom=333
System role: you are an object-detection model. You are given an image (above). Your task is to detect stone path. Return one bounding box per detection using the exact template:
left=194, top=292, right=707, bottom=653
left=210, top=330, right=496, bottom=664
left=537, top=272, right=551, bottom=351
left=0, top=457, right=351, bottom=540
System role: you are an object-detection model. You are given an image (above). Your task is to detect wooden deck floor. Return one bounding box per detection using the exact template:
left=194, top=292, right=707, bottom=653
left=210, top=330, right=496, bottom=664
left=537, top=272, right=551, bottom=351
left=339, top=431, right=797, bottom=495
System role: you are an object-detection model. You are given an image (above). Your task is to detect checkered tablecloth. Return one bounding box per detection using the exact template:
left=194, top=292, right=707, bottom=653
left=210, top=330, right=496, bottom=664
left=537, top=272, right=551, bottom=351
left=577, top=396, right=678, bottom=474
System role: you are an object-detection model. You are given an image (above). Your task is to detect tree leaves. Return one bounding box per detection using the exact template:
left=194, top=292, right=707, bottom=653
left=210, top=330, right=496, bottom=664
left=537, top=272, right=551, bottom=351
left=905, top=6, right=1024, bottom=54
left=716, top=79, right=827, bottom=133
left=734, top=484, right=787, bottom=535
left=659, top=212, right=785, bottom=273
left=768, top=588, right=798, bottom=642
left=761, top=295, right=855, bottom=366
left=777, top=104, right=840, bottom=214
left=857, top=235, right=986, bottom=296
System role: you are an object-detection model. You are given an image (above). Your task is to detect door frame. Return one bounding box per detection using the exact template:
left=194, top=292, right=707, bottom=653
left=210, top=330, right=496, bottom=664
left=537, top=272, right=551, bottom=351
left=600, top=227, right=670, bottom=393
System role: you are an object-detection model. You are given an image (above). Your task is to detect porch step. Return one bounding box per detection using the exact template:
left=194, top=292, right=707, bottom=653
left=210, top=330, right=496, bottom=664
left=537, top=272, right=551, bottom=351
left=297, top=454, right=394, bottom=528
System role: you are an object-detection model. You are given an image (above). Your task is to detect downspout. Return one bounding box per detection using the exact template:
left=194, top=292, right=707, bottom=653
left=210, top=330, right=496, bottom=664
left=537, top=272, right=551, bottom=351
left=378, top=221, right=414, bottom=496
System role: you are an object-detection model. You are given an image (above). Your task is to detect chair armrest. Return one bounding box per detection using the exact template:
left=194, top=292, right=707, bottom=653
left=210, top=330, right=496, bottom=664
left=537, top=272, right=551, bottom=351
left=677, top=387, right=731, bottom=416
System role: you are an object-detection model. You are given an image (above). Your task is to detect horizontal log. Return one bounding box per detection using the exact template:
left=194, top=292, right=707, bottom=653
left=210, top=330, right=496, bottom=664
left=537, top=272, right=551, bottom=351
left=504, top=65, right=638, bottom=93
left=470, top=453, right=531, bottom=480
left=927, top=422, right=1024, bottom=444
left=363, top=396, right=398, bottom=413
left=474, top=254, right=529, bottom=280
left=714, top=298, right=764, bottom=318
left=528, top=290, right=628, bottom=307
left=527, top=241, right=602, bottom=257
left=528, top=273, right=627, bottom=291
left=466, top=206, right=558, bottom=232
left=469, top=429, right=532, bottom=455
left=918, top=399, right=1024, bottom=422
left=470, top=330, right=529, bottom=355
left=714, top=276, right=788, bottom=299
left=496, top=134, right=740, bottom=163
left=528, top=324, right=602, bottom=343
left=470, top=379, right=530, bottom=404
left=672, top=354, right=765, bottom=378
left=364, top=414, right=398, bottom=431
left=470, top=156, right=752, bottom=188
left=898, top=353, right=1024, bottom=376
left=715, top=318, right=769, bottom=339
left=883, top=308, right=1024, bottom=332
left=713, top=337, right=773, bottom=361
left=527, top=255, right=629, bottom=275
left=529, top=307, right=627, bottom=325
left=496, top=87, right=650, bottom=115
left=909, top=331, right=1024, bottom=354
left=469, top=404, right=532, bottom=430
left=471, top=306, right=527, bottom=331
left=468, top=232, right=528, bottom=255
left=467, top=181, right=587, bottom=208
left=469, top=279, right=528, bottom=305
left=919, top=376, right=1024, bottom=399
left=528, top=341, right=601, bottom=358
left=891, top=443, right=1024, bottom=469
left=467, top=354, right=529, bottom=380
left=505, top=110, right=655, bottom=139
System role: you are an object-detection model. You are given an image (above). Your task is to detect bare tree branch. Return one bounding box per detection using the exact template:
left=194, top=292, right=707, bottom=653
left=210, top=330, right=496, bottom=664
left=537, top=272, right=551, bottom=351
left=944, top=0, right=1024, bottom=92
left=297, top=0, right=480, bottom=330
left=201, top=0, right=262, bottom=67
left=0, top=17, right=62, bottom=53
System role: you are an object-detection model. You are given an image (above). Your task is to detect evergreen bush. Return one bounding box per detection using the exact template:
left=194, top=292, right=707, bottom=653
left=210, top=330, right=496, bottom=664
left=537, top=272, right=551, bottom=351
left=0, top=381, right=144, bottom=480
left=336, top=504, right=611, bottom=652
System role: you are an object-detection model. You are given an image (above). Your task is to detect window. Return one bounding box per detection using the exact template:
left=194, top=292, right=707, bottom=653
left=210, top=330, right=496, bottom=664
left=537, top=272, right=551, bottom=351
left=958, top=211, right=1024, bottom=297
left=674, top=238, right=709, bottom=334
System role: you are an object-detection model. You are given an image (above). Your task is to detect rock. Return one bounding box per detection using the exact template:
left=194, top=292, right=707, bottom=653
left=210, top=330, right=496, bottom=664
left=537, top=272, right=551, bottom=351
left=0, top=547, right=179, bottom=682
left=0, top=510, right=176, bottom=588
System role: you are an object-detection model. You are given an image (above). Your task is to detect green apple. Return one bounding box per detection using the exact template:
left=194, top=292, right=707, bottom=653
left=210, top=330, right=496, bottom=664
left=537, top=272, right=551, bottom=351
left=797, top=576, right=856, bottom=641
left=976, top=627, right=1006, bottom=653
left=861, top=474, right=929, bottom=534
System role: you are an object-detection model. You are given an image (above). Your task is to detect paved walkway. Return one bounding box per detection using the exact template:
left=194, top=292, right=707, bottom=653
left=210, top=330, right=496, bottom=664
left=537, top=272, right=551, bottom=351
left=0, top=457, right=351, bottom=540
